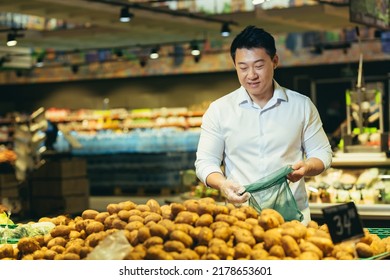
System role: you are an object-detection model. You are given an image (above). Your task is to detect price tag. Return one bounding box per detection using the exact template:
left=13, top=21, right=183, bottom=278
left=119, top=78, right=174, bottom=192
left=321, top=201, right=364, bottom=244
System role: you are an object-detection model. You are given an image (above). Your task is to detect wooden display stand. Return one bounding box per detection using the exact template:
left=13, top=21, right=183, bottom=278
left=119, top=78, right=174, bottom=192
left=29, top=156, right=90, bottom=217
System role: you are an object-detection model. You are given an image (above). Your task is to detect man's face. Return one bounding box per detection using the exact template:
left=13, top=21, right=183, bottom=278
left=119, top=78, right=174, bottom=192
left=234, top=47, right=278, bottom=98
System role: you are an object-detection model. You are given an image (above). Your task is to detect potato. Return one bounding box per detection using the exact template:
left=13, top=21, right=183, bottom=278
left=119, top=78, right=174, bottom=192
left=370, top=239, right=386, bottom=255
left=111, top=219, right=127, bottom=230
left=183, top=199, right=199, bottom=213
left=44, top=249, right=57, bottom=260
left=299, top=240, right=323, bottom=259
left=160, top=205, right=172, bottom=219
left=136, top=204, right=151, bottom=212
left=195, top=213, right=213, bottom=227
left=215, top=214, right=238, bottom=225
left=175, top=211, right=199, bottom=225
left=194, top=245, right=208, bottom=257
left=144, top=213, right=162, bottom=224
left=197, top=202, right=216, bottom=216
left=69, top=230, right=81, bottom=239
left=94, top=212, right=110, bottom=223
left=0, top=244, right=14, bottom=259
left=210, top=221, right=230, bottom=230
left=170, top=203, right=186, bottom=217
left=118, top=200, right=136, bottom=211
left=263, top=228, right=282, bottom=250
left=281, top=235, right=301, bottom=258
left=213, top=226, right=232, bottom=242
left=170, top=230, right=193, bottom=248
left=251, top=248, right=269, bottom=260
left=307, top=236, right=334, bottom=257
left=230, top=209, right=247, bottom=221
left=137, top=226, right=151, bottom=243
left=50, top=245, right=66, bottom=254
left=252, top=225, right=265, bottom=243
left=145, top=247, right=173, bottom=260
left=214, top=205, right=229, bottom=215
left=143, top=236, right=164, bottom=248
left=85, top=221, right=105, bottom=235
left=197, top=227, right=213, bottom=245
left=158, top=219, right=175, bottom=233
left=356, top=242, right=374, bottom=258
left=281, top=220, right=307, bottom=240
left=233, top=228, right=256, bottom=246
left=107, top=203, right=121, bottom=215
left=125, top=221, right=144, bottom=231
left=128, top=215, right=144, bottom=223
left=234, top=242, right=252, bottom=259
left=146, top=199, right=161, bottom=214
left=149, top=223, right=168, bottom=239
left=258, top=208, right=284, bottom=230
left=173, top=223, right=193, bottom=234
left=117, top=210, right=131, bottom=221
left=47, top=237, right=67, bottom=248
left=240, top=205, right=259, bottom=219
left=269, top=245, right=285, bottom=258
left=82, top=209, right=100, bottom=220
left=298, top=251, right=320, bottom=260
left=51, top=225, right=71, bottom=238
left=177, top=248, right=200, bottom=260
left=164, top=240, right=186, bottom=253
left=63, top=252, right=80, bottom=260
left=233, top=220, right=252, bottom=231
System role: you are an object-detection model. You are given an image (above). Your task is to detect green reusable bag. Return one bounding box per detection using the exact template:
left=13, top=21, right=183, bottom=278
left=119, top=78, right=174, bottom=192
left=244, top=165, right=303, bottom=222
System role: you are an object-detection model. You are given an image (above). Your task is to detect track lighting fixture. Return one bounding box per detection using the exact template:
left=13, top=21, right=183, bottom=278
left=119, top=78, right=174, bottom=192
left=149, top=47, right=159, bottom=59
left=71, top=65, right=79, bottom=74
left=190, top=41, right=200, bottom=56
left=119, top=7, right=133, bottom=22
left=35, top=56, right=44, bottom=67
left=6, top=33, right=17, bottom=47
left=221, top=23, right=231, bottom=37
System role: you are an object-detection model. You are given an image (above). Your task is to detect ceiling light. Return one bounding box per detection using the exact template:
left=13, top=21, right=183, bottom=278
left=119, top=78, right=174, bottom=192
left=252, top=0, right=270, bottom=5
left=6, top=33, right=17, bottom=47
left=149, top=47, right=159, bottom=59
left=221, top=23, right=231, bottom=37
left=35, top=56, right=44, bottom=67
left=119, top=7, right=133, bottom=23
left=190, top=41, right=200, bottom=56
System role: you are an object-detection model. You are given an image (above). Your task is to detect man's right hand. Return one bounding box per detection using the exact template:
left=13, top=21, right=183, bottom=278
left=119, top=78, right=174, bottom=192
left=220, top=179, right=250, bottom=204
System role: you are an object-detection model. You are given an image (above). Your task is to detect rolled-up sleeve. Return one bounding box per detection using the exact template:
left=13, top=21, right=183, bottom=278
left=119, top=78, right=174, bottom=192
left=195, top=103, right=225, bottom=184
left=303, top=99, right=333, bottom=170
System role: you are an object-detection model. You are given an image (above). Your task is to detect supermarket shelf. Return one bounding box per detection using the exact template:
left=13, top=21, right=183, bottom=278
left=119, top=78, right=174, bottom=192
left=331, top=153, right=390, bottom=167
left=310, top=202, right=390, bottom=220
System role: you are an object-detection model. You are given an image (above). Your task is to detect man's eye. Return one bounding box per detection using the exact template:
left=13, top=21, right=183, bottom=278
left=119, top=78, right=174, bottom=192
left=240, top=68, right=248, bottom=71
left=255, top=65, right=264, bottom=69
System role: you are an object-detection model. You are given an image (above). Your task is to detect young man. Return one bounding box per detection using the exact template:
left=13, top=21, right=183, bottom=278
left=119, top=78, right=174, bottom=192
left=195, top=26, right=332, bottom=225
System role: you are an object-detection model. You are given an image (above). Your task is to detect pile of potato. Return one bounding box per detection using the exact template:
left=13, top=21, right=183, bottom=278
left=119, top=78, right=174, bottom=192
left=0, top=197, right=389, bottom=260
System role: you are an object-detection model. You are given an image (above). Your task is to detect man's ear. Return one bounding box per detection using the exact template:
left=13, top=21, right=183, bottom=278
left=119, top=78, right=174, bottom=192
left=273, top=54, right=279, bottom=69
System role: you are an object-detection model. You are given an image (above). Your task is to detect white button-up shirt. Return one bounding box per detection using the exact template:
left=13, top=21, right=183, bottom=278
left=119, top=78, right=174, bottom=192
left=195, top=81, right=332, bottom=217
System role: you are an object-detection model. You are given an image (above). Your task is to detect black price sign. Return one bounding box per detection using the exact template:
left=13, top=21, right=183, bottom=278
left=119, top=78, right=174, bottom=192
left=321, top=201, right=364, bottom=244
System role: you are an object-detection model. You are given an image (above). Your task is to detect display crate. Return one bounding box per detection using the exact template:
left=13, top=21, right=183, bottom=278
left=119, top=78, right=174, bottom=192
left=367, top=228, right=390, bottom=239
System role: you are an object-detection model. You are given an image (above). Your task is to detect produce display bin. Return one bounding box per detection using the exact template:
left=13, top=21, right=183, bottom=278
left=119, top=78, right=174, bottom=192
left=367, top=228, right=390, bottom=239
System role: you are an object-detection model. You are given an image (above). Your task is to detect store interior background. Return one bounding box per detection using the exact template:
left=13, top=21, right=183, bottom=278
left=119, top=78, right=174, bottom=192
left=0, top=0, right=390, bottom=227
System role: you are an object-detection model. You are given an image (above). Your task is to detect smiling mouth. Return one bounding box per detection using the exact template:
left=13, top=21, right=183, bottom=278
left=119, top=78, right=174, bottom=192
left=248, top=82, right=259, bottom=87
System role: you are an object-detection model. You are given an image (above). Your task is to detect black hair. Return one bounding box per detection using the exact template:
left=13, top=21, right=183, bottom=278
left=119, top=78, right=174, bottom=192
left=230, top=25, right=277, bottom=63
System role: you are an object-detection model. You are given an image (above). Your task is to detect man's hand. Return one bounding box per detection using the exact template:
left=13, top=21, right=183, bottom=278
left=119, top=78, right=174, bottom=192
left=219, top=179, right=250, bottom=204
left=287, top=161, right=306, bottom=182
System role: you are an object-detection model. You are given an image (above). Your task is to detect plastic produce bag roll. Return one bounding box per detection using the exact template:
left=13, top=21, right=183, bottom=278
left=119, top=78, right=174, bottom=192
left=244, top=165, right=303, bottom=222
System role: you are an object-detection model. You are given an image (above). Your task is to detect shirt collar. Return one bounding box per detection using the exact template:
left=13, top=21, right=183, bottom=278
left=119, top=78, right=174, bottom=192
left=237, top=80, right=288, bottom=107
